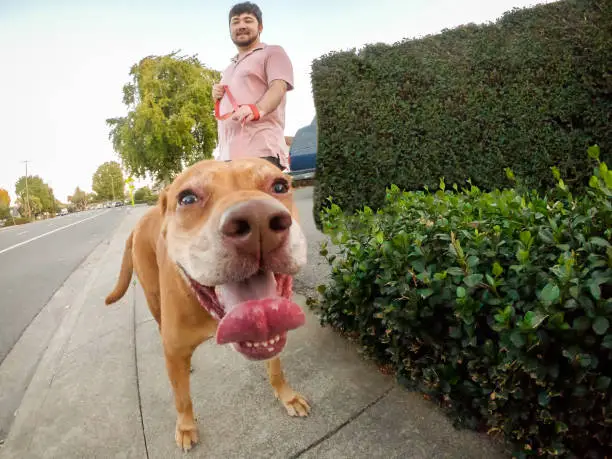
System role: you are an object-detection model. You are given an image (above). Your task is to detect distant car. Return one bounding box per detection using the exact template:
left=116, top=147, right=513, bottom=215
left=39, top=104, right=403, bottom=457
left=288, top=116, right=316, bottom=179
left=59, top=208, right=68, bottom=216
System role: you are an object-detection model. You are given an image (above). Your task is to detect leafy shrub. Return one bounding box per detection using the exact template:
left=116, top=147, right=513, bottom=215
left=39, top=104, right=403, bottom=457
left=2, top=217, right=31, bottom=227
left=145, top=194, right=160, bottom=206
left=311, top=0, right=612, bottom=228
left=311, top=146, right=612, bottom=458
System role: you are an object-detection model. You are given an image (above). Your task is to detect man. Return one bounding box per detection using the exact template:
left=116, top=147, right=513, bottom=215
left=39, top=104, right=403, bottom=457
left=212, top=2, right=293, bottom=171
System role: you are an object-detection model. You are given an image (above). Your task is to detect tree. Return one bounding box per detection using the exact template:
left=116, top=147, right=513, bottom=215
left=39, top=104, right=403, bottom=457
left=0, top=188, right=9, bottom=219
left=0, top=188, right=9, bottom=208
left=92, top=161, right=124, bottom=201
left=16, top=195, right=42, bottom=216
left=0, top=188, right=10, bottom=219
left=15, top=175, right=56, bottom=217
left=68, top=187, right=88, bottom=211
left=133, top=186, right=152, bottom=202
left=106, top=51, right=220, bottom=185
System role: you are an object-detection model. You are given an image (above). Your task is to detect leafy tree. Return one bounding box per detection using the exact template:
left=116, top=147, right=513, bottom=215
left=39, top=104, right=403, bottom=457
left=17, top=195, right=42, bottom=216
left=68, top=187, right=88, bottom=211
left=106, top=51, right=220, bottom=185
left=133, top=186, right=152, bottom=202
left=0, top=188, right=9, bottom=208
left=0, top=188, right=10, bottom=219
left=15, top=175, right=56, bottom=216
left=92, top=161, right=124, bottom=201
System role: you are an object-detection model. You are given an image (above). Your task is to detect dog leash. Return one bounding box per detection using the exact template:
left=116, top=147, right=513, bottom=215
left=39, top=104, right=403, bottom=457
left=214, top=85, right=261, bottom=124
left=214, top=85, right=288, bottom=170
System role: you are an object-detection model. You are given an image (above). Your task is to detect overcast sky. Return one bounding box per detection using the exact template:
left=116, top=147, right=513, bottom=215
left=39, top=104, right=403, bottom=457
left=0, top=0, right=556, bottom=203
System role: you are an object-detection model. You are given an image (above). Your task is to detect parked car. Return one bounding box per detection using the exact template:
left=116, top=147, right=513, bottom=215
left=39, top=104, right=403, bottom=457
left=288, top=116, right=316, bottom=179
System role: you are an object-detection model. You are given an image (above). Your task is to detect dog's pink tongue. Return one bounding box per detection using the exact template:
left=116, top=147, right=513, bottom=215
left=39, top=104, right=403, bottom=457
left=215, top=272, right=305, bottom=345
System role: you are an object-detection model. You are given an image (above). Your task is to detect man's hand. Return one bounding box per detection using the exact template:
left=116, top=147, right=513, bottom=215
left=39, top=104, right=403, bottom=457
left=231, top=105, right=260, bottom=124
left=212, top=84, right=225, bottom=100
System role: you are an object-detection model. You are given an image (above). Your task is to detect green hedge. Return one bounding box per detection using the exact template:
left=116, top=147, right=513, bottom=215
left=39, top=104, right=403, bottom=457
left=311, top=147, right=612, bottom=458
left=2, top=217, right=30, bottom=227
left=311, top=0, right=612, bottom=228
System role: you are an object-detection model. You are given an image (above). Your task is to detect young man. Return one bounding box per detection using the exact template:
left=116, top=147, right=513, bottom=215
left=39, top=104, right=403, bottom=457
left=212, top=2, right=293, bottom=171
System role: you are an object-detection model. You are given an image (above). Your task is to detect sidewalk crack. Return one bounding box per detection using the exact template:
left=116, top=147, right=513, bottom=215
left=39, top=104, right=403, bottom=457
left=132, top=285, right=150, bottom=459
left=289, top=385, right=394, bottom=458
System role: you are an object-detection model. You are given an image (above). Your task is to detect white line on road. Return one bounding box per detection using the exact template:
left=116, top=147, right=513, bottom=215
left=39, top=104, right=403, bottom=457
left=0, top=210, right=111, bottom=256
left=17, top=231, right=28, bottom=236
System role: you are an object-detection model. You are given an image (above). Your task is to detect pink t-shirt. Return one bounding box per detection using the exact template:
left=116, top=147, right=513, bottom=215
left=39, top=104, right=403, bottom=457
left=216, top=43, right=294, bottom=168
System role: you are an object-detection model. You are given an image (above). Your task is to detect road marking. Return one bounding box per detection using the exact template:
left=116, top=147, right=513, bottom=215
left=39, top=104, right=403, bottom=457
left=0, top=210, right=111, bottom=256
left=17, top=231, right=28, bottom=236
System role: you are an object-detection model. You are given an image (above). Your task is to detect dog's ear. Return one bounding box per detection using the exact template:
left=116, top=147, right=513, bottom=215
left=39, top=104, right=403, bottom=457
left=159, top=187, right=169, bottom=237
left=159, top=187, right=169, bottom=214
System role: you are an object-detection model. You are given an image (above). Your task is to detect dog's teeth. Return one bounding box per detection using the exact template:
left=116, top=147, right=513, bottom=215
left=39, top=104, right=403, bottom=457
left=254, top=342, right=260, bottom=347
left=268, top=339, right=275, bottom=346
left=246, top=342, right=253, bottom=348
left=267, top=347, right=274, bottom=352
left=274, top=335, right=280, bottom=342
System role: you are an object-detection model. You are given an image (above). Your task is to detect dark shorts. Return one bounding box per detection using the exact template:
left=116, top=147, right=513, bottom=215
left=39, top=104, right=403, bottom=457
left=225, top=156, right=282, bottom=170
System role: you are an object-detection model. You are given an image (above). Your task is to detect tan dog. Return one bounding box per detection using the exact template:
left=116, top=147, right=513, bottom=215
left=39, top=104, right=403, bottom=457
left=105, top=157, right=310, bottom=451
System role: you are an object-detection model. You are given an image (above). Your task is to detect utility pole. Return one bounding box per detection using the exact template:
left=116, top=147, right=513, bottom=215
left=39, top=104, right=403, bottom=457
left=21, top=160, right=31, bottom=220
left=110, top=174, right=116, bottom=201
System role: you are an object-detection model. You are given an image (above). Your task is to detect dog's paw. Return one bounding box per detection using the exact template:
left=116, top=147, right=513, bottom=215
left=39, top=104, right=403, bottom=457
left=175, top=423, right=199, bottom=452
left=279, top=392, right=310, bottom=417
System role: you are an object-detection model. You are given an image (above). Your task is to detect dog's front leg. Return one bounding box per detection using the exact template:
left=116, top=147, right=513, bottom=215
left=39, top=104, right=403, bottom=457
left=266, top=357, right=310, bottom=417
left=164, top=349, right=198, bottom=451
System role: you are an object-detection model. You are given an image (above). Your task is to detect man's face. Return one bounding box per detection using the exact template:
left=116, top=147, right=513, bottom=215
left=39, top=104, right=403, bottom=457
left=230, top=13, right=262, bottom=47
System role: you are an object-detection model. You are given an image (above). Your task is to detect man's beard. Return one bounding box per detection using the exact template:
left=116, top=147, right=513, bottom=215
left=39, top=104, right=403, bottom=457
left=231, top=32, right=258, bottom=47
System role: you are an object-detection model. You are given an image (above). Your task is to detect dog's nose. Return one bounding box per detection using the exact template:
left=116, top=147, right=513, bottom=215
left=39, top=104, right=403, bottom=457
left=220, top=199, right=292, bottom=257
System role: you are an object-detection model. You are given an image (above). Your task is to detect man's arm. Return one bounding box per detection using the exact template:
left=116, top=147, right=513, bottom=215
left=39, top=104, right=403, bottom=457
left=231, top=81, right=287, bottom=122
left=231, top=45, right=293, bottom=123
left=255, top=79, right=288, bottom=117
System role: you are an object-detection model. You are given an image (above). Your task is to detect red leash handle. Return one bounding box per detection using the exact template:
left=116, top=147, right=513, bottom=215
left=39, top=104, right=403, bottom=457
left=214, top=85, right=237, bottom=120
left=214, top=85, right=260, bottom=121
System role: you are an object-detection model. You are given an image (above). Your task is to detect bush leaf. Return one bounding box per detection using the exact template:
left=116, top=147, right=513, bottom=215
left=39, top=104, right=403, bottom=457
left=592, top=317, right=610, bottom=336
left=539, top=283, right=560, bottom=304
left=464, top=274, right=484, bottom=287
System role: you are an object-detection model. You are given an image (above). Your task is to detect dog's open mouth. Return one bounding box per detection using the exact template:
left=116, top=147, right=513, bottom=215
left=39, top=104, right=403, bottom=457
left=181, top=268, right=305, bottom=361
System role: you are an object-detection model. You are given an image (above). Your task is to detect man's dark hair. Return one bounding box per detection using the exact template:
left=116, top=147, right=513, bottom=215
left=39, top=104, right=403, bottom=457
left=229, top=2, right=263, bottom=25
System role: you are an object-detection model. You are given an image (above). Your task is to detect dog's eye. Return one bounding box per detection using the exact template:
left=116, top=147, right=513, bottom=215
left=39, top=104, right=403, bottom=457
left=178, top=190, right=198, bottom=206
left=272, top=180, right=289, bottom=194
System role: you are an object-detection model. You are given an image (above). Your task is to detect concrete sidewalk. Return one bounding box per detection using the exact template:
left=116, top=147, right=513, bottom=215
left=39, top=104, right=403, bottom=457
left=0, top=192, right=508, bottom=459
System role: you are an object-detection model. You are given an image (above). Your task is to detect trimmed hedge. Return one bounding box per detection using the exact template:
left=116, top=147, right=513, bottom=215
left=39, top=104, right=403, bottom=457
left=311, top=0, right=612, bottom=228
left=311, top=147, right=612, bottom=458
left=1, top=217, right=30, bottom=227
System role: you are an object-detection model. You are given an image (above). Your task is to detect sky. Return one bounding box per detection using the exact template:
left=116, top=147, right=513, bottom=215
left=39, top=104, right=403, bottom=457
left=0, top=0, right=557, bottom=203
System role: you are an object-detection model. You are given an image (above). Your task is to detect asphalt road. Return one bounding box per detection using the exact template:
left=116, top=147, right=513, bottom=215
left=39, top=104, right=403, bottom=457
left=0, top=208, right=128, bottom=364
